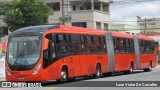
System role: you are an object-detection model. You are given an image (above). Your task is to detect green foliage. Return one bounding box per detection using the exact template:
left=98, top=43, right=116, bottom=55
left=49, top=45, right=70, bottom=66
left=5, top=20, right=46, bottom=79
left=1, top=0, right=53, bottom=31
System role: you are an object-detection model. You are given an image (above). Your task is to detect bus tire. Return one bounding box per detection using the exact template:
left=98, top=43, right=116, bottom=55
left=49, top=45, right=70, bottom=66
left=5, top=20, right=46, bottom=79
left=57, top=67, right=68, bottom=83
left=129, top=63, right=134, bottom=74
left=93, top=64, right=101, bottom=78
left=149, top=61, right=152, bottom=71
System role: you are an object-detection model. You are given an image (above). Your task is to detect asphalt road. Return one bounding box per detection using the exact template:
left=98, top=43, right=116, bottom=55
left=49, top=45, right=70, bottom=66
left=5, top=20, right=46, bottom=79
left=2, top=65, right=160, bottom=90
left=37, top=65, right=160, bottom=90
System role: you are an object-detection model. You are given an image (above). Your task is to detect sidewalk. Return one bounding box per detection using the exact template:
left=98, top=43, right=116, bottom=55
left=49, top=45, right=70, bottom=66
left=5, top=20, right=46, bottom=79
left=0, top=77, right=6, bottom=81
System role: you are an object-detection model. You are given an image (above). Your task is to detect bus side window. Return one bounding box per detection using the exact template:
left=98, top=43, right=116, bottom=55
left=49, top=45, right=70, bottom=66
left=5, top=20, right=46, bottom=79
left=143, top=41, right=147, bottom=53
left=149, top=41, right=153, bottom=53
left=114, top=37, right=119, bottom=53
left=126, top=39, right=130, bottom=53
left=129, top=39, right=135, bottom=53
left=71, top=35, right=80, bottom=54
left=142, top=41, right=146, bottom=53
left=80, top=35, right=85, bottom=44
left=100, top=36, right=107, bottom=53
left=49, top=40, right=56, bottom=59
left=46, top=34, right=56, bottom=59
left=139, top=40, right=142, bottom=53
left=119, top=38, right=123, bottom=53
left=56, top=34, right=67, bottom=54
left=90, top=36, right=95, bottom=52
left=122, top=39, right=126, bottom=53
left=65, top=35, right=72, bottom=54
left=146, top=41, right=150, bottom=53
left=94, top=36, right=101, bottom=53
left=123, top=39, right=127, bottom=53
left=86, top=36, right=92, bottom=53
left=151, top=41, right=155, bottom=53
left=80, top=35, right=86, bottom=53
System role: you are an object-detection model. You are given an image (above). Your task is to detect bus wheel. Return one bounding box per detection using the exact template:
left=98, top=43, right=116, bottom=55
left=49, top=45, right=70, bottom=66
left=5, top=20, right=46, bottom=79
left=129, top=63, right=134, bottom=74
left=58, top=68, right=68, bottom=83
left=94, top=64, right=101, bottom=78
left=149, top=62, right=152, bottom=71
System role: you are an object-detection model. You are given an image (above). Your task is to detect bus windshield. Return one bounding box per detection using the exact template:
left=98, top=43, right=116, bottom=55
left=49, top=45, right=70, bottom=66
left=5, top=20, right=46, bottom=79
left=6, top=36, right=42, bottom=70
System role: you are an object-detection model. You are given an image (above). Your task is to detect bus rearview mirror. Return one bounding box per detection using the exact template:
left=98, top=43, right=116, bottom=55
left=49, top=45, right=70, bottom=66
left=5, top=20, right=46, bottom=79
left=2, top=40, right=7, bottom=53
left=43, top=38, right=49, bottom=50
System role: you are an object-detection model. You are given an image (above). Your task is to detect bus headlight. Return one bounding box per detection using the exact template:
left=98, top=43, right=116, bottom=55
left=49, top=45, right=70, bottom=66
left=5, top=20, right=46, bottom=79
left=32, top=64, right=41, bottom=75
left=5, top=67, right=11, bottom=76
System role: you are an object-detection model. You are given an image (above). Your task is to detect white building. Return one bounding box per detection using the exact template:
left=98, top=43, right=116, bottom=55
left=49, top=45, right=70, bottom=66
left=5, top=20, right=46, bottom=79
left=45, top=0, right=111, bottom=30
left=137, top=18, right=160, bottom=34
left=0, top=0, right=111, bottom=31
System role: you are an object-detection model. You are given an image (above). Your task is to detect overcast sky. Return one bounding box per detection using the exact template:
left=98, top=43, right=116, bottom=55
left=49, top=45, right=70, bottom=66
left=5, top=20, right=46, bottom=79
left=110, top=0, right=160, bottom=25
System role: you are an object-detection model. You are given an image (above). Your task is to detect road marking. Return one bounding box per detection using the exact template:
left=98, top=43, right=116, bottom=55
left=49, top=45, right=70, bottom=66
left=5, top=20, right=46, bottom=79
left=21, top=87, right=58, bottom=90
left=43, top=87, right=58, bottom=90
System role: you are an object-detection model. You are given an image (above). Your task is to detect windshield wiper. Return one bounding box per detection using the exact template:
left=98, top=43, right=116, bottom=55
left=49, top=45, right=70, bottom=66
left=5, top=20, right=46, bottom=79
left=13, top=50, right=28, bottom=70
left=13, top=52, right=22, bottom=70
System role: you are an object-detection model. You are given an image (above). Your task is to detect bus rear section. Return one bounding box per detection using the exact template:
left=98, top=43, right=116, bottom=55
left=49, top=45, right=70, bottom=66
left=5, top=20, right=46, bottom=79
left=137, top=35, right=157, bottom=70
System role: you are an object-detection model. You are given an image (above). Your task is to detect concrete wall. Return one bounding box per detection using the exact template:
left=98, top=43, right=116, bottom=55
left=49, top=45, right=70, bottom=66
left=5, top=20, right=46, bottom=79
left=93, top=10, right=110, bottom=30
left=111, top=24, right=140, bottom=34
left=137, top=18, right=160, bottom=33
left=46, top=0, right=110, bottom=30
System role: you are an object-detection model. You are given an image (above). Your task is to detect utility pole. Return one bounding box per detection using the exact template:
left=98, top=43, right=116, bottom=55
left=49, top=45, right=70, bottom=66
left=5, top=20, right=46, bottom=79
left=62, top=0, right=65, bottom=25
left=144, top=18, right=147, bottom=35
left=144, top=18, right=153, bottom=35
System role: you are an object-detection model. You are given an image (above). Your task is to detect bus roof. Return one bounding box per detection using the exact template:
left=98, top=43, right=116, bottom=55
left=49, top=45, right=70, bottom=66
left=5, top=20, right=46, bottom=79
left=138, top=35, right=155, bottom=41
left=10, top=25, right=60, bottom=36
left=56, top=25, right=105, bottom=36
left=9, top=25, right=155, bottom=42
left=111, top=31, right=134, bottom=39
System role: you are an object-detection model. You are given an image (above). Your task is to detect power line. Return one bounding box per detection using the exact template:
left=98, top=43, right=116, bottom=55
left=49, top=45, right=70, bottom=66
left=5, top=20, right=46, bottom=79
left=111, top=28, right=160, bottom=31
left=1, top=17, right=160, bottom=23
left=112, top=0, right=156, bottom=4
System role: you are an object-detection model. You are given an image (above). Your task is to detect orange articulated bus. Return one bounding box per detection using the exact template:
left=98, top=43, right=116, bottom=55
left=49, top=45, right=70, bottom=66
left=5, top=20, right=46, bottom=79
left=5, top=25, right=157, bottom=82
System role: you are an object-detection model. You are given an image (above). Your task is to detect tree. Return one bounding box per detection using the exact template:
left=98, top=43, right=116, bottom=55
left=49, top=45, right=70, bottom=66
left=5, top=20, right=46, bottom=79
left=1, top=0, right=53, bottom=31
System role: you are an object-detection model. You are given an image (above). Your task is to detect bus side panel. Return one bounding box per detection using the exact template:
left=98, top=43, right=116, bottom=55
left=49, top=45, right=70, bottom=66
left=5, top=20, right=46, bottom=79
left=114, top=54, right=135, bottom=71
left=50, top=61, right=61, bottom=80
left=140, top=54, right=153, bottom=69
left=68, top=55, right=81, bottom=77
left=100, top=54, right=108, bottom=73
left=79, top=54, right=108, bottom=76
left=50, top=54, right=108, bottom=79
left=114, top=54, right=123, bottom=71
left=139, top=54, right=146, bottom=69
left=54, top=54, right=107, bottom=77
left=140, top=53, right=157, bottom=69
left=50, top=56, right=81, bottom=79
left=152, top=54, right=157, bottom=68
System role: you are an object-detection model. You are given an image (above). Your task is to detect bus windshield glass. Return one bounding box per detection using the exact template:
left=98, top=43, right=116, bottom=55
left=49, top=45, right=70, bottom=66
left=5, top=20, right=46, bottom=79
left=6, top=36, right=41, bottom=70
